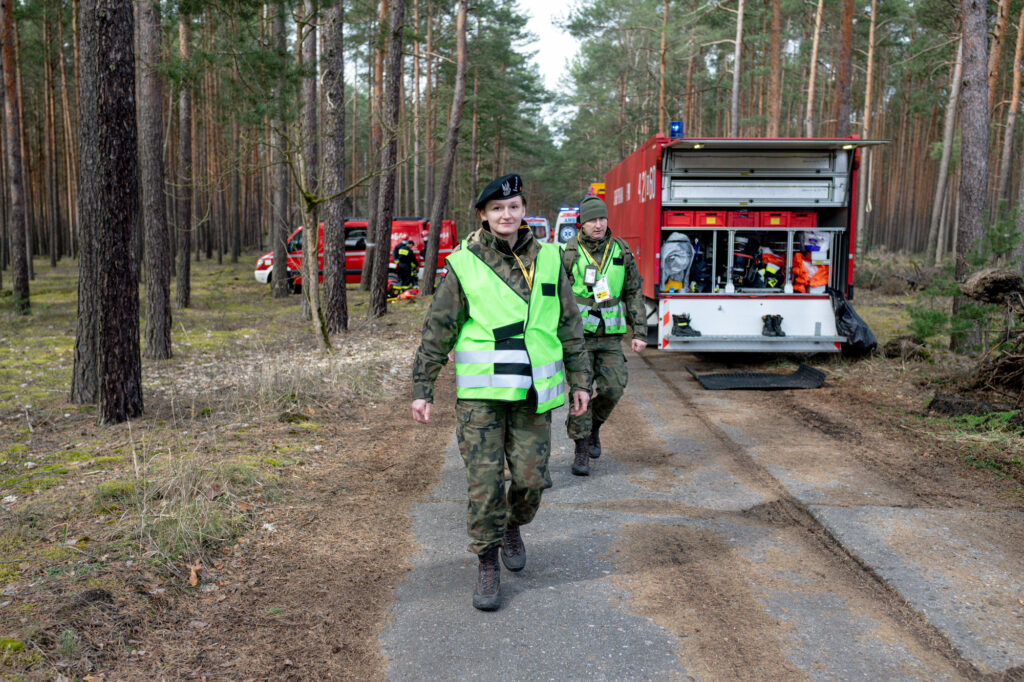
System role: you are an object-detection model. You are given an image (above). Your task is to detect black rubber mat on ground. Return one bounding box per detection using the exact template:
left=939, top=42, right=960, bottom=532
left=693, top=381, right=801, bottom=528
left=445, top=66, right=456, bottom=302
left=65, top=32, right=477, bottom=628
left=685, top=363, right=826, bottom=390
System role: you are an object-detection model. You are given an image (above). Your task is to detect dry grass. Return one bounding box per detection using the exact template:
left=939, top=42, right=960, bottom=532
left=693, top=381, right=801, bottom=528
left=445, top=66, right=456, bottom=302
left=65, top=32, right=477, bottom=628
left=0, top=255, right=427, bottom=678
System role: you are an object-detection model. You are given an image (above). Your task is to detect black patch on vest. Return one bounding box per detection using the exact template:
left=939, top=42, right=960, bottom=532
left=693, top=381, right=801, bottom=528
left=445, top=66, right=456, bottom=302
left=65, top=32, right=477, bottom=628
left=495, top=337, right=526, bottom=351
left=612, top=257, right=624, bottom=266
left=494, top=363, right=532, bottom=376
left=541, top=282, right=556, bottom=296
left=493, top=321, right=525, bottom=341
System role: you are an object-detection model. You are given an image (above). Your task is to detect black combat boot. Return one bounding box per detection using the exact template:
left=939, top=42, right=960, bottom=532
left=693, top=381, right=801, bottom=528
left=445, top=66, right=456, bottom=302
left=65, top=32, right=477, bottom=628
left=671, top=313, right=701, bottom=337
left=772, top=314, right=786, bottom=337
left=589, top=418, right=604, bottom=459
left=501, top=524, right=525, bottom=572
left=473, top=546, right=501, bottom=611
left=762, top=314, right=774, bottom=336
left=572, top=438, right=590, bottom=476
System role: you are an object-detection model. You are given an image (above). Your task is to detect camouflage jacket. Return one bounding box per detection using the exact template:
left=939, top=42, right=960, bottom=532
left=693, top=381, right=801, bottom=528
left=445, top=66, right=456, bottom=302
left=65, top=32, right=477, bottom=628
left=412, top=224, right=592, bottom=403
left=561, top=229, right=648, bottom=340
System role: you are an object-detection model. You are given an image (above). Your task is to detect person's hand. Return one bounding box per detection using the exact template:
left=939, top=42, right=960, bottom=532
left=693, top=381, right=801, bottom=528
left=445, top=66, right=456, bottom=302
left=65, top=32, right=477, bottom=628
left=412, top=399, right=432, bottom=423
left=631, top=338, right=647, bottom=353
left=569, top=390, right=590, bottom=417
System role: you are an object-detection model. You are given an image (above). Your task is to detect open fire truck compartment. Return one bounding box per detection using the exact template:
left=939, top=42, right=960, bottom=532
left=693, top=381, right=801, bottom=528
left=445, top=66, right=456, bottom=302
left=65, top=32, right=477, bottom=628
left=605, top=136, right=887, bottom=353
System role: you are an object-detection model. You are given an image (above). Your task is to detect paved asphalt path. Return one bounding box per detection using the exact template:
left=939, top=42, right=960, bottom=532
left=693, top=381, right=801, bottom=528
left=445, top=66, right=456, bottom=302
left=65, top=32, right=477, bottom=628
left=381, top=354, right=1024, bottom=680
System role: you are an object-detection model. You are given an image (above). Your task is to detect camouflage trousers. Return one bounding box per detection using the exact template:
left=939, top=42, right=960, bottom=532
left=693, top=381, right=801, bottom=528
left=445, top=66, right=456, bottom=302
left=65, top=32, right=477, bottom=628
left=455, top=398, right=553, bottom=555
left=566, top=335, right=628, bottom=441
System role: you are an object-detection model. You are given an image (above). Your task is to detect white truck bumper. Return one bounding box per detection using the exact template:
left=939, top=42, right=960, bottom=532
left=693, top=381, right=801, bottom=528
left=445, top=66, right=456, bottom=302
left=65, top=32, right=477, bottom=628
left=657, top=296, right=844, bottom=352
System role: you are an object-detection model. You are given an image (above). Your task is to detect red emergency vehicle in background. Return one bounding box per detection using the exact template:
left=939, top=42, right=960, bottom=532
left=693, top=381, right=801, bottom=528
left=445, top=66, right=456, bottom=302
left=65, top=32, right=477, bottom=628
left=253, top=217, right=457, bottom=289
left=606, top=135, right=885, bottom=352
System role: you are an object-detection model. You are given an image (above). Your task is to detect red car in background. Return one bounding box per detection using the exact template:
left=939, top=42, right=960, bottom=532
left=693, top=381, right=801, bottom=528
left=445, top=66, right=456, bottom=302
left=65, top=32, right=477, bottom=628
left=254, top=217, right=457, bottom=289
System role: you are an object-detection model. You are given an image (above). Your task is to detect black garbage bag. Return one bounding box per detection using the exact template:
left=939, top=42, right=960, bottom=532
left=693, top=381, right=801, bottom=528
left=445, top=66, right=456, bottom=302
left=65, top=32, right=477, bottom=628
left=827, top=287, right=877, bottom=356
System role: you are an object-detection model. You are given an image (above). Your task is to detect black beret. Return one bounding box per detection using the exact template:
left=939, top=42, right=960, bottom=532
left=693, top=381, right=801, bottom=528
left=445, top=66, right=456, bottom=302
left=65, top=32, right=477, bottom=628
left=474, top=173, right=524, bottom=209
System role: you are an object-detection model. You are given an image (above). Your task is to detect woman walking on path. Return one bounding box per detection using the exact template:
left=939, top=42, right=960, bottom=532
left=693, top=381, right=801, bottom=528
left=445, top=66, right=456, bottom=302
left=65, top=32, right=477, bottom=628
left=411, top=173, right=592, bottom=611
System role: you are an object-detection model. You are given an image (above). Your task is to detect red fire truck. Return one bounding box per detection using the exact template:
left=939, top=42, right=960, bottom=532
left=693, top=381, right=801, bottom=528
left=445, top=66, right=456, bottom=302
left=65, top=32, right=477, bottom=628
left=606, top=135, right=885, bottom=352
left=254, top=217, right=456, bottom=289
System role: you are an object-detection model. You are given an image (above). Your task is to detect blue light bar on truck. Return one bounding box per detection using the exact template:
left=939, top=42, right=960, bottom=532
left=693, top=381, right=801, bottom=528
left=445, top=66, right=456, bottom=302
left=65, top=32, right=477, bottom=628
left=670, top=120, right=684, bottom=138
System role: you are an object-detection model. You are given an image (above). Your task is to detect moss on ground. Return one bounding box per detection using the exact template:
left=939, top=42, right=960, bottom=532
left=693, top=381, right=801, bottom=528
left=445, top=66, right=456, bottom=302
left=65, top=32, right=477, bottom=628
left=0, top=255, right=432, bottom=676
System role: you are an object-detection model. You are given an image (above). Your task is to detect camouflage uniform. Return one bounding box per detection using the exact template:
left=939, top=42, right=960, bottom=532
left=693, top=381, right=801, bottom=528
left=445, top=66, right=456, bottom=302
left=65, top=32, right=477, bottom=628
left=562, top=229, right=647, bottom=441
left=413, top=225, right=591, bottom=555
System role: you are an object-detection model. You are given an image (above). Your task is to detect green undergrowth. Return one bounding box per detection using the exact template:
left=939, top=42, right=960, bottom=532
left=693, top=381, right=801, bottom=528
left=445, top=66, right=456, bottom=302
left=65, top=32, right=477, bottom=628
left=0, top=254, right=433, bottom=675
left=915, top=411, right=1024, bottom=486
left=963, top=454, right=1024, bottom=480
left=0, top=253, right=413, bottom=535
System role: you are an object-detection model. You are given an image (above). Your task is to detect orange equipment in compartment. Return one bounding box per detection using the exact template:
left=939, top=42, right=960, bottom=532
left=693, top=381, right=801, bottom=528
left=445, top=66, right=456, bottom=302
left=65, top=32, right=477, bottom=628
left=792, top=252, right=828, bottom=293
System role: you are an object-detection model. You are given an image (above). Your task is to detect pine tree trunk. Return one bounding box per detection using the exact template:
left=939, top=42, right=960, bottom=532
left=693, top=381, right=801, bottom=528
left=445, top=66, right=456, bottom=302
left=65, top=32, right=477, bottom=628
left=833, top=0, right=854, bottom=136
left=1, top=0, right=29, bottom=314
left=231, top=119, right=240, bottom=262
left=766, top=0, right=781, bottom=137
left=299, top=0, right=328, bottom=347
left=855, top=0, right=877, bottom=256
left=43, top=6, right=61, bottom=266
left=804, top=0, right=823, bottom=137
left=928, top=37, right=963, bottom=265
left=988, top=0, right=1011, bottom=111
left=423, top=0, right=434, bottom=219
left=137, top=0, right=172, bottom=360
left=468, top=62, right=478, bottom=230
left=729, top=0, right=744, bottom=137
left=412, top=1, right=421, bottom=216
left=362, top=5, right=387, bottom=292
left=71, top=0, right=98, bottom=402
left=658, top=0, right=667, bottom=134
left=14, top=27, right=33, bottom=283
left=57, top=4, right=79, bottom=252
left=421, top=0, right=467, bottom=297
left=322, top=3, right=347, bottom=334
left=953, top=0, right=989, bottom=351
left=269, top=4, right=290, bottom=298
left=369, top=0, right=405, bottom=317
left=1014, top=119, right=1024, bottom=270
left=997, top=6, right=1024, bottom=201
left=175, top=15, right=192, bottom=308
left=96, top=0, right=143, bottom=423
left=1, top=109, right=7, bottom=279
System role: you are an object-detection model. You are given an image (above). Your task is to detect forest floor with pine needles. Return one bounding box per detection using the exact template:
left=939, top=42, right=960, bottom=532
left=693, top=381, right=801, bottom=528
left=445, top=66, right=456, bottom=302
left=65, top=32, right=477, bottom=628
left=0, top=254, right=1021, bottom=679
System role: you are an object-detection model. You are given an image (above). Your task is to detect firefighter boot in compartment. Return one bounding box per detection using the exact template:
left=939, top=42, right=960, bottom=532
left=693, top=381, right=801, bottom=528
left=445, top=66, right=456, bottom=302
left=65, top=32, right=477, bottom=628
left=672, top=313, right=701, bottom=337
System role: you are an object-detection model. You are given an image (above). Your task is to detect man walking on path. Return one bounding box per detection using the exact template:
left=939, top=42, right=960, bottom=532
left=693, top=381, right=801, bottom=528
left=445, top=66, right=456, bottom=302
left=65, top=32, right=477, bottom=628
left=562, top=195, right=647, bottom=476
left=411, top=173, right=592, bottom=611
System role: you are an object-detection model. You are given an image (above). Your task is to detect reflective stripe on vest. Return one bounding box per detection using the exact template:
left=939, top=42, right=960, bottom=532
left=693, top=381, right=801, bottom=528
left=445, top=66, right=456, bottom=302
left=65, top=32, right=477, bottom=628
left=571, top=239, right=628, bottom=334
left=446, top=243, right=566, bottom=413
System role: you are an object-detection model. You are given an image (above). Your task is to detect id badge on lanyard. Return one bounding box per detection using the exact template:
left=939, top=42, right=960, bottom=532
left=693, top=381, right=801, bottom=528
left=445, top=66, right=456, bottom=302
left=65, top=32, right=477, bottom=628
left=583, top=264, right=598, bottom=286
left=593, top=276, right=611, bottom=302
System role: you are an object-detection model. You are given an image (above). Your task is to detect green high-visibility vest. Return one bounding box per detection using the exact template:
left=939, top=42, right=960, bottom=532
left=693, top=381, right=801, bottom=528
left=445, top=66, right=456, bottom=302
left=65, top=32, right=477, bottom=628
left=570, top=238, right=628, bottom=334
left=446, top=243, right=567, bottom=413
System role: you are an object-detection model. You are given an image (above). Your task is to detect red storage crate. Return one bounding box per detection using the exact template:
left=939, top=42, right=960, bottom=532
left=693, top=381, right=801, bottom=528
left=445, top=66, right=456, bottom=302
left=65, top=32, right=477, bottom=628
left=696, top=210, right=727, bottom=227
left=790, top=211, right=817, bottom=228
left=728, top=210, right=757, bottom=227
left=662, top=210, right=695, bottom=227
left=758, top=211, right=790, bottom=227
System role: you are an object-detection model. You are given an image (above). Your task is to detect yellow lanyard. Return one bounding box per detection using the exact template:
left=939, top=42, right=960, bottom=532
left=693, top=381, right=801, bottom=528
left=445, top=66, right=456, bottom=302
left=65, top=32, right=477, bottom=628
left=511, top=251, right=535, bottom=291
left=580, top=240, right=611, bottom=273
